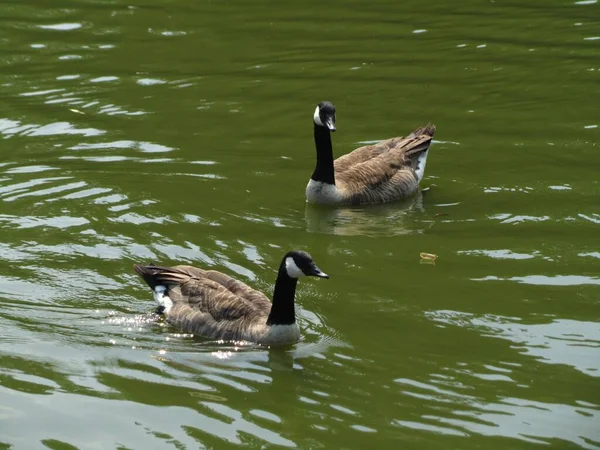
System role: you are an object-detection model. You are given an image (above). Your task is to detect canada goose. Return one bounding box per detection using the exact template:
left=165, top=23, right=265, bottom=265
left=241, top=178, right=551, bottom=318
left=133, top=250, right=329, bottom=345
left=306, top=101, right=436, bottom=205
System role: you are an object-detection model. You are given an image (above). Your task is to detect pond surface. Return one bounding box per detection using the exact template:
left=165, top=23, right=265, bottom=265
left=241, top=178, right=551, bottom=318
left=0, top=0, right=599, bottom=448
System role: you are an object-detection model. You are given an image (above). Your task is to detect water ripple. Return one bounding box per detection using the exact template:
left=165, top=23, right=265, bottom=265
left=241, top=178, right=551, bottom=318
left=428, top=310, right=600, bottom=377
left=0, top=118, right=104, bottom=138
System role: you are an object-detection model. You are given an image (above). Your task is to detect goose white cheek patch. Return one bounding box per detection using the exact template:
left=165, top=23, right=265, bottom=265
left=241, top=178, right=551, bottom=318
left=285, top=257, right=305, bottom=278
left=154, top=285, right=173, bottom=314
left=313, top=106, right=324, bottom=126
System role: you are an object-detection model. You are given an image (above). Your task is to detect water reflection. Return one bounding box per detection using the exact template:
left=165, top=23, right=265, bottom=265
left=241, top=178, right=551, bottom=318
left=304, top=191, right=427, bottom=236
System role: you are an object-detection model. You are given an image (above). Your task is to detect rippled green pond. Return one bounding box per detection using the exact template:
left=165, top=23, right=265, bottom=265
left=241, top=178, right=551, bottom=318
left=1, top=0, right=599, bottom=448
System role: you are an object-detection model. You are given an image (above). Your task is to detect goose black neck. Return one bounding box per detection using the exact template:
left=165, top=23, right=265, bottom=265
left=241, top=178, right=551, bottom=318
left=310, top=123, right=336, bottom=185
left=267, top=265, right=298, bottom=326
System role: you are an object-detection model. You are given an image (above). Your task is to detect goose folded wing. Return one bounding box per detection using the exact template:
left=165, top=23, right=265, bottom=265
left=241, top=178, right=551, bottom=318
left=141, top=266, right=264, bottom=322
left=171, top=265, right=272, bottom=310
left=174, top=277, right=266, bottom=322
left=203, top=270, right=272, bottom=310
left=334, top=136, right=408, bottom=173
left=335, top=152, right=422, bottom=204
left=334, top=123, right=435, bottom=175
left=336, top=151, right=407, bottom=191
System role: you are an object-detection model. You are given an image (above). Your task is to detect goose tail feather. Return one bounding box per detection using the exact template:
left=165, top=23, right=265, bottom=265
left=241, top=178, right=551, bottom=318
left=406, top=123, right=436, bottom=183
left=134, top=264, right=194, bottom=288
left=409, top=123, right=436, bottom=139
left=134, top=264, right=185, bottom=291
left=133, top=264, right=161, bottom=290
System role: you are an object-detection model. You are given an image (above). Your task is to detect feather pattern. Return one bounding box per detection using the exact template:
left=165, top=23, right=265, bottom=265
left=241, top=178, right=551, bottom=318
left=133, top=251, right=328, bottom=345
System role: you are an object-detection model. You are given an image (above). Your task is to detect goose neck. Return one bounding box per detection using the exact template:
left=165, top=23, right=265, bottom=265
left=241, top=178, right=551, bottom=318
left=310, top=124, right=336, bottom=185
left=266, top=267, right=298, bottom=326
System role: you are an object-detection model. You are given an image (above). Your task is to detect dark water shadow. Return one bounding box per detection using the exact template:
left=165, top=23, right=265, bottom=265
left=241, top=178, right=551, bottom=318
left=304, top=191, right=430, bottom=237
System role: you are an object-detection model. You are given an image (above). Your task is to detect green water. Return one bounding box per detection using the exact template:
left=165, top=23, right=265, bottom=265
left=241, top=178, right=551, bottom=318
left=1, top=0, right=599, bottom=448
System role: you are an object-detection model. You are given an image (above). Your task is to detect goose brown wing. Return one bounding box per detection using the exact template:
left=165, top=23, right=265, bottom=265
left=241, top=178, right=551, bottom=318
left=134, top=265, right=270, bottom=321
left=336, top=162, right=419, bottom=205
left=335, top=153, right=407, bottom=193
left=334, top=124, right=435, bottom=174
left=171, top=278, right=267, bottom=322
left=171, top=265, right=272, bottom=311
left=334, top=130, right=435, bottom=204
left=334, top=141, right=392, bottom=173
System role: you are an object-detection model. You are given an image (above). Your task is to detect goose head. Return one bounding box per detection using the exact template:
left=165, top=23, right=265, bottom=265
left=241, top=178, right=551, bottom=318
left=283, top=250, right=329, bottom=279
left=314, top=101, right=336, bottom=132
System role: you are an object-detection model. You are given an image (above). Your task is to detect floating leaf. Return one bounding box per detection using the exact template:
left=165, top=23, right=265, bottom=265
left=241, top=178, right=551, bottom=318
left=420, top=252, right=438, bottom=261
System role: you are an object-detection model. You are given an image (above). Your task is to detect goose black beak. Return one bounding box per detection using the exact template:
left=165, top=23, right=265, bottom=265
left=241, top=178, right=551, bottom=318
left=312, top=268, right=329, bottom=279
left=325, top=118, right=336, bottom=132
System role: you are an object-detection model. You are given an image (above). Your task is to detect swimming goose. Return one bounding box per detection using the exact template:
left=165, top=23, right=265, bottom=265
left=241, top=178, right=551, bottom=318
left=133, top=250, right=328, bottom=345
left=305, top=101, right=436, bottom=205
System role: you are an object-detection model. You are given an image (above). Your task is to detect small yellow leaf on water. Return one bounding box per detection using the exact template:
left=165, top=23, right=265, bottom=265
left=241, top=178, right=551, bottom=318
left=420, top=252, right=438, bottom=261
left=69, top=108, right=85, bottom=114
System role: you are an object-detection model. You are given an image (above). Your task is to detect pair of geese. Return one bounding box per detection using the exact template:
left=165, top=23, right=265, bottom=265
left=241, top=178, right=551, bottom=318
left=134, top=102, right=436, bottom=346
